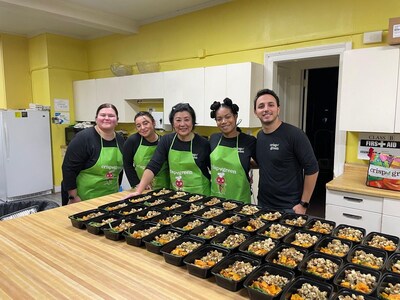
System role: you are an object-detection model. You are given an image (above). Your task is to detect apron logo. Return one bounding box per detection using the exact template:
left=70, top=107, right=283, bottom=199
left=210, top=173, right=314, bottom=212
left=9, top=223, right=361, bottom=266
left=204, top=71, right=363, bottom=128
left=216, top=172, right=225, bottom=193
left=105, top=171, right=114, bottom=184
left=269, top=143, right=279, bottom=150
left=175, top=176, right=183, bottom=191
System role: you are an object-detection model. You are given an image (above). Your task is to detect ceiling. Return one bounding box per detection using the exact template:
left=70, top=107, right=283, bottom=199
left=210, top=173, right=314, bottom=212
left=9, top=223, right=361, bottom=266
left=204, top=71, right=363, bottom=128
left=0, top=0, right=230, bottom=40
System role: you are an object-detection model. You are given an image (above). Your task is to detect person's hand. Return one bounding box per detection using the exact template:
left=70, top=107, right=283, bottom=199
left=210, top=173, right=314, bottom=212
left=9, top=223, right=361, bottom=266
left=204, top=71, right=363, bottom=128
left=68, top=195, right=82, bottom=205
left=293, top=203, right=307, bottom=215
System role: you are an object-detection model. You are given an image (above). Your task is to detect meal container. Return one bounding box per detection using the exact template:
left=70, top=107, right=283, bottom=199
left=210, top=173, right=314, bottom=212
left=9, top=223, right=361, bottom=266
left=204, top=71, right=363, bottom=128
left=127, top=193, right=154, bottom=204
left=193, top=206, right=225, bottom=220
left=167, top=191, right=190, bottom=200
left=189, top=222, right=228, bottom=243
left=282, top=229, right=322, bottom=250
left=102, top=217, right=137, bottom=241
left=85, top=213, right=121, bottom=235
left=178, top=193, right=206, bottom=203
left=243, top=263, right=295, bottom=300
left=201, top=196, right=225, bottom=206
left=97, top=199, right=130, bottom=212
left=123, top=221, right=161, bottom=247
left=239, top=235, right=279, bottom=259
left=155, top=200, right=184, bottom=212
left=69, top=208, right=107, bottom=229
left=233, top=204, right=262, bottom=216
left=330, top=288, right=377, bottom=300
left=304, top=217, right=336, bottom=235
left=385, top=252, right=400, bottom=274
left=132, top=208, right=163, bottom=222
left=255, top=209, right=284, bottom=223
left=346, top=244, right=387, bottom=271
left=150, top=211, right=186, bottom=227
left=332, top=224, right=366, bottom=243
left=183, top=244, right=231, bottom=279
left=143, top=226, right=185, bottom=255
left=219, top=199, right=243, bottom=211
left=333, top=263, right=381, bottom=295
left=212, top=211, right=244, bottom=228
left=362, top=231, right=400, bottom=253
left=174, top=201, right=205, bottom=215
left=280, top=276, right=334, bottom=300
left=150, top=188, right=174, bottom=198
left=142, top=198, right=168, bottom=207
left=211, top=253, right=261, bottom=292
left=233, top=217, right=269, bottom=235
left=257, top=222, right=294, bottom=241
left=314, top=236, right=353, bottom=258
left=279, top=213, right=309, bottom=228
left=160, top=236, right=205, bottom=266
left=298, top=251, right=343, bottom=282
left=375, top=272, right=400, bottom=300
left=171, top=215, right=208, bottom=232
left=265, top=242, right=308, bottom=271
left=210, top=229, right=251, bottom=251
left=116, top=204, right=147, bottom=217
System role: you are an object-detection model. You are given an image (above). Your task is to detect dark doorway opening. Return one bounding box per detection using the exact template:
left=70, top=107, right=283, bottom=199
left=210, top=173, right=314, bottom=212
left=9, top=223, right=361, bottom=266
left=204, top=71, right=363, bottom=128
left=303, top=67, right=339, bottom=218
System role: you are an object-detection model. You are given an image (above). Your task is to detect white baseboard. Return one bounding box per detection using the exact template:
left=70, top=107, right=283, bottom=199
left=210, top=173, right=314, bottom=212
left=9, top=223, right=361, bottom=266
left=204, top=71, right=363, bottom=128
left=54, top=185, right=61, bottom=193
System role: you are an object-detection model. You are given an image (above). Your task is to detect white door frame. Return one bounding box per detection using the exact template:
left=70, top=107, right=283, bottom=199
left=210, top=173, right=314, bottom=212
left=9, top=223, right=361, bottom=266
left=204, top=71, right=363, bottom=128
left=264, top=42, right=352, bottom=177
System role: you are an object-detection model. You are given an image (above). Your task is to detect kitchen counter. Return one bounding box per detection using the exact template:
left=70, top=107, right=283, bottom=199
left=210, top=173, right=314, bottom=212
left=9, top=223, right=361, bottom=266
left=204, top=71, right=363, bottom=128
left=0, top=191, right=247, bottom=299
left=326, top=163, right=400, bottom=200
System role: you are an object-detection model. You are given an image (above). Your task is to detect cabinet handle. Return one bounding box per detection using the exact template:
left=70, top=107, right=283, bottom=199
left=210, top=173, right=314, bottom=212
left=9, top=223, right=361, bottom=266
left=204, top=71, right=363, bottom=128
left=343, top=196, right=363, bottom=203
left=342, top=213, right=362, bottom=220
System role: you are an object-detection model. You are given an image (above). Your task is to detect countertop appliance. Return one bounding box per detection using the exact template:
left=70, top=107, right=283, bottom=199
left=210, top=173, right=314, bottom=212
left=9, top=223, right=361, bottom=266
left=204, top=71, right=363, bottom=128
left=0, top=110, right=53, bottom=201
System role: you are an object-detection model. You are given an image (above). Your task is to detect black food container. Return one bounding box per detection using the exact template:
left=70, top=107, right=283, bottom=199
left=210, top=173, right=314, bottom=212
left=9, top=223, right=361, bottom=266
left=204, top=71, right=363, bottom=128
left=282, top=229, right=322, bottom=250
left=219, top=199, right=243, bottom=211
left=255, top=209, right=284, bottom=223
left=330, top=288, right=377, bottom=300
left=150, top=211, right=186, bottom=227
left=212, top=211, right=244, bottom=228
left=239, top=235, right=279, bottom=259
left=178, top=193, right=206, bottom=203
left=174, top=202, right=205, bottom=215
left=142, top=198, right=167, bottom=207
left=233, top=217, right=268, bottom=235
left=160, top=236, right=205, bottom=266
left=243, top=263, right=295, bottom=300
left=133, top=208, right=163, bottom=222
left=234, top=204, right=262, bottom=216
left=171, top=215, right=208, bottom=232
left=280, top=276, right=334, bottom=300
left=265, top=243, right=308, bottom=271
left=189, top=222, right=227, bottom=243
left=385, top=252, right=400, bottom=275
left=362, top=231, right=400, bottom=253
left=304, top=217, right=336, bottom=235
left=116, top=204, right=147, bottom=217
left=375, top=272, right=400, bottom=300
left=183, top=244, right=231, bottom=279
left=314, top=235, right=353, bottom=258
left=97, top=199, right=130, bottom=212
left=211, top=253, right=261, bottom=292
left=155, top=200, right=184, bottom=212
left=298, top=251, right=343, bottom=282
left=210, top=229, right=250, bottom=251
left=332, top=224, right=366, bottom=243
left=346, top=244, right=387, bottom=271
left=123, top=221, right=162, bottom=247
left=257, top=222, right=294, bottom=241
left=69, top=208, right=107, bottom=229
left=86, top=213, right=121, bottom=235
left=279, top=213, right=309, bottom=228
left=142, top=226, right=185, bottom=255
left=150, top=188, right=174, bottom=198
left=127, top=193, right=154, bottom=204
left=201, top=196, right=224, bottom=206
left=102, top=217, right=137, bottom=241
left=193, top=206, right=225, bottom=220
left=167, top=191, right=190, bottom=200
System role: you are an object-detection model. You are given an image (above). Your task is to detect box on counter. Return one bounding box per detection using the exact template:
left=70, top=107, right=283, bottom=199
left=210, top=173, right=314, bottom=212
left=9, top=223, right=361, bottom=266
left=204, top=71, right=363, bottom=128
left=388, top=17, right=400, bottom=45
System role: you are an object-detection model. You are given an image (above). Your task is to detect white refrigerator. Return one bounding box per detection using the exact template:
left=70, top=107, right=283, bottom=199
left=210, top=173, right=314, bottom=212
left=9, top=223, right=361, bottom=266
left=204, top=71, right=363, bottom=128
left=0, top=110, right=53, bottom=201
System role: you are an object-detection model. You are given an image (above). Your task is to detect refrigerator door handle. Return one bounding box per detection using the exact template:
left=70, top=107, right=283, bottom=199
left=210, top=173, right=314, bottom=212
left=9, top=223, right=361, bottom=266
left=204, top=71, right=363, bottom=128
left=4, top=122, right=10, bottom=159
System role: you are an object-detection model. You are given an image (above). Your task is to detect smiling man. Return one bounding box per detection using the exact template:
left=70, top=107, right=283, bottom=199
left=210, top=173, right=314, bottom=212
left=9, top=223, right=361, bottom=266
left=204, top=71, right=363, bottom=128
left=253, top=89, right=319, bottom=214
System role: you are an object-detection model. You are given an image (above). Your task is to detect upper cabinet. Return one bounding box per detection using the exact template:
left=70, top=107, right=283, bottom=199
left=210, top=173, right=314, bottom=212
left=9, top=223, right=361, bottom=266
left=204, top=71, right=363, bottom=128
left=339, top=47, right=400, bottom=132
left=73, top=79, right=96, bottom=122
left=119, top=72, right=164, bottom=100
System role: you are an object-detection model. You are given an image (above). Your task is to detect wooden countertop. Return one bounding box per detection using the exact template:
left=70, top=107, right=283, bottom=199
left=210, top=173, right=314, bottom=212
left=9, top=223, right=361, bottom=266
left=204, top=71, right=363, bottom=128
left=0, top=191, right=247, bottom=299
left=326, top=163, right=400, bottom=200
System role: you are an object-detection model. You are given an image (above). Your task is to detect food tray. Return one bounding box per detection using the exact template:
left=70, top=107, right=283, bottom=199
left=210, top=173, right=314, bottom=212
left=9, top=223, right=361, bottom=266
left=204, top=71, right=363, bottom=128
left=155, top=200, right=184, bottom=212
left=375, top=272, right=400, bottom=300
left=238, top=235, right=279, bottom=259
left=167, top=191, right=190, bottom=200
left=123, top=221, right=161, bottom=247
left=97, top=199, right=131, bottom=212
left=68, top=208, right=107, bottom=229
left=116, top=204, right=147, bottom=217
left=243, top=263, right=295, bottom=300
left=385, top=252, right=400, bottom=275
left=211, top=253, right=261, bottom=292
left=282, top=229, right=322, bottom=250
left=257, top=222, right=294, bottom=241
left=361, top=231, right=400, bottom=253
left=279, top=213, right=309, bottom=228
left=210, top=229, right=251, bottom=251
left=142, top=226, right=185, bottom=255
left=280, top=276, right=334, bottom=300
left=193, top=206, right=225, bottom=220
left=178, top=193, right=206, bottom=203
left=346, top=244, right=387, bottom=271
left=255, top=209, right=284, bottom=223
left=86, top=213, right=121, bottom=235
left=314, top=235, right=353, bottom=258
left=233, top=217, right=268, bottom=235
left=331, top=288, right=377, bottom=300
left=160, top=236, right=205, bottom=266
left=102, top=217, right=137, bottom=241
left=332, top=263, right=381, bottom=295
left=174, top=202, right=205, bottom=215
left=304, top=217, right=336, bottom=235
left=189, top=222, right=228, bottom=242
left=127, top=193, right=154, bottom=204
left=332, top=224, right=366, bottom=243
left=233, top=204, right=262, bottom=216
left=201, top=196, right=225, bottom=206
left=149, top=188, right=174, bottom=198
left=265, top=242, right=308, bottom=271
left=132, top=208, right=163, bottom=222
left=219, top=199, right=243, bottom=211
left=183, top=244, right=231, bottom=279
left=171, top=215, right=208, bottom=232
left=298, top=251, right=343, bottom=282
left=212, top=211, right=244, bottom=228
left=150, top=211, right=186, bottom=227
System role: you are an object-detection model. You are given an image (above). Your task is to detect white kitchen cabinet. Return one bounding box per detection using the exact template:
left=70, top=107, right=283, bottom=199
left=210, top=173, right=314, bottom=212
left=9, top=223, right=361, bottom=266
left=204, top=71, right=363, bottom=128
left=163, top=68, right=205, bottom=125
left=382, top=197, right=400, bottom=236
left=119, top=72, right=164, bottom=100
left=203, top=65, right=227, bottom=126
left=73, top=79, right=97, bottom=122
left=339, top=46, right=400, bottom=132
left=95, top=77, right=122, bottom=107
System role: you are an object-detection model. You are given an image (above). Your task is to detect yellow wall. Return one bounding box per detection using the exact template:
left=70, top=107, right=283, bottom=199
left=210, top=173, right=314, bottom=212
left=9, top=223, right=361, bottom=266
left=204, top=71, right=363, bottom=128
left=0, top=36, right=5, bottom=108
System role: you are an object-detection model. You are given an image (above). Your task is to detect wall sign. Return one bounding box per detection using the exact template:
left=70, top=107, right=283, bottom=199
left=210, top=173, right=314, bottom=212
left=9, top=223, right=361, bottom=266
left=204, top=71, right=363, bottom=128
left=358, top=133, right=400, bottom=160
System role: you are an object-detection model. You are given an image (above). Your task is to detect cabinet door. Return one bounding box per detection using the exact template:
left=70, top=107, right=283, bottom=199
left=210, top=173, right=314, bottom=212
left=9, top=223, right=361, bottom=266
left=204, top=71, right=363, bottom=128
left=339, top=47, right=400, bottom=132
left=95, top=77, right=122, bottom=108
left=119, top=73, right=164, bottom=99
left=73, top=79, right=96, bottom=122
left=326, top=189, right=383, bottom=212
left=203, top=65, right=227, bottom=126
left=381, top=215, right=400, bottom=236
left=163, top=68, right=205, bottom=125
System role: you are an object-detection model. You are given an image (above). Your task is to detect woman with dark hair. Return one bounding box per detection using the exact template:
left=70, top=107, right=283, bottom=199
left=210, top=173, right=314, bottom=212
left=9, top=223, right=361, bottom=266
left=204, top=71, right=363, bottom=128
left=122, top=111, right=169, bottom=189
left=209, top=98, right=256, bottom=203
left=62, top=103, right=125, bottom=204
left=127, top=103, right=211, bottom=196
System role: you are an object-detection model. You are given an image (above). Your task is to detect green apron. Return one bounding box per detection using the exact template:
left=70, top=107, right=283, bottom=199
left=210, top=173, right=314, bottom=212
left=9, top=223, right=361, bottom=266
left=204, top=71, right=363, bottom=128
left=168, top=134, right=210, bottom=196
left=210, top=135, right=251, bottom=203
left=76, top=136, right=123, bottom=200
left=133, top=136, right=169, bottom=190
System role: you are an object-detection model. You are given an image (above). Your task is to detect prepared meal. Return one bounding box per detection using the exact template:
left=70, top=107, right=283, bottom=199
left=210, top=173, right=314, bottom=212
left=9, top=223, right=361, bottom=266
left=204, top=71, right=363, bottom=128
left=238, top=205, right=260, bottom=215
left=201, top=207, right=224, bottom=219
left=108, top=219, right=135, bottom=233
left=186, top=194, right=204, bottom=202
left=183, top=203, right=204, bottom=214
left=391, top=259, right=400, bottom=274
left=336, top=227, right=364, bottom=242
left=156, top=214, right=183, bottom=225
left=290, top=232, right=319, bottom=248
left=338, top=295, right=366, bottom=300
left=219, top=260, right=256, bottom=281
left=258, top=211, right=282, bottom=221
left=366, top=234, right=397, bottom=251
left=197, top=225, right=225, bottom=239
left=150, top=231, right=181, bottom=246
left=103, top=202, right=128, bottom=211
left=144, top=199, right=165, bottom=206
left=204, top=197, right=222, bottom=206
left=216, top=233, right=247, bottom=249
left=129, top=223, right=161, bottom=239
left=169, top=191, right=188, bottom=199
left=249, top=271, right=289, bottom=296
left=380, top=282, right=400, bottom=300
left=75, top=211, right=104, bottom=221
left=181, top=219, right=204, bottom=231
left=161, top=202, right=181, bottom=211
left=351, top=249, right=384, bottom=269
left=284, top=216, right=307, bottom=227
left=273, top=247, right=304, bottom=268
left=222, top=201, right=239, bottom=210
left=87, top=217, right=118, bottom=227
left=152, top=188, right=172, bottom=196
left=241, top=218, right=265, bottom=232
left=262, top=223, right=292, bottom=239
left=309, top=220, right=334, bottom=234
left=247, top=238, right=276, bottom=256
left=319, top=239, right=350, bottom=257
left=306, top=257, right=339, bottom=279
left=290, top=282, right=328, bottom=300
left=220, top=214, right=242, bottom=225
left=340, top=269, right=377, bottom=294
left=170, top=241, right=202, bottom=256
left=129, top=194, right=152, bottom=203
left=136, top=210, right=161, bottom=221
left=119, top=207, right=143, bottom=215
left=193, top=250, right=224, bottom=269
